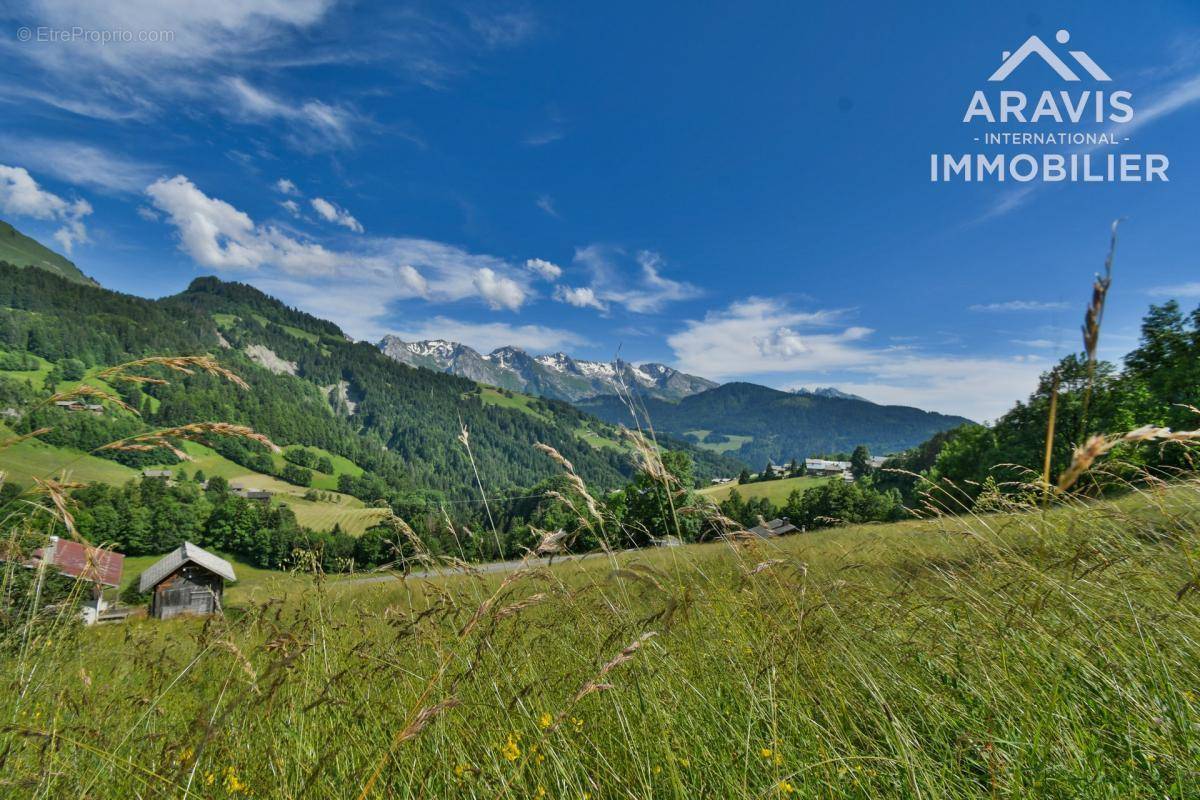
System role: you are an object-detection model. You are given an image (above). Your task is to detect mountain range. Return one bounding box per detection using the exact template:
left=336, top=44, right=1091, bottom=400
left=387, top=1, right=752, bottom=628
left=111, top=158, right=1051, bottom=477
left=576, top=382, right=971, bottom=467
left=378, top=336, right=717, bottom=402
left=1, top=218, right=971, bottom=487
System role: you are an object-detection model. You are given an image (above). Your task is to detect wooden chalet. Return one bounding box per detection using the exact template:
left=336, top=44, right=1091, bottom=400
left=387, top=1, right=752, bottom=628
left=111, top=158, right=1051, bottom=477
left=138, top=542, right=236, bottom=620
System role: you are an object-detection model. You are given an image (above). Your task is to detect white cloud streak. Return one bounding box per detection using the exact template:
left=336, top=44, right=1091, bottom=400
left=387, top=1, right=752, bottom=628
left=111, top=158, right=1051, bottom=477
left=310, top=197, right=363, bottom=233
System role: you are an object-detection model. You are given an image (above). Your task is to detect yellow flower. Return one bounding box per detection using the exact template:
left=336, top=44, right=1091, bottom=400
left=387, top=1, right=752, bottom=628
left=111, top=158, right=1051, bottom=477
left=571, top=717, right=584, bottom=730
left=678, top=757, right=690, bottom=768
left=760, top=747, right=773, bottom=759
left=774, top=752, right=784, bottom=766
left=454, top=763, right=468, bottom=778
left=777, top=779, right=797, bottom=795
left=501, top=734, right=522, bottom=762
left=653, top=765, right=662, bottom=775
left=536, top=787, right=547, bottom=798
left=204, top=772, right=215, bottom=786
left=223, top=766, right=248, bottom=794
left=539, top=712, right=553, bottom=729
left=177, top=746, right=195, bottom=766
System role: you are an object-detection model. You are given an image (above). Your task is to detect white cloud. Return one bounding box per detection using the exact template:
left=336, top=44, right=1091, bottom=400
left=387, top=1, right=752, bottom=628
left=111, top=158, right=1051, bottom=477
left=275, top=179, right=300, bottom=196
left=555, top=285, right=607, bottom=311
left=667, top=297, right=1048, bottom=421
left=535, top=194, right=559, bottom=218
left=969, top=300, right=1069, bottom=312
left=136, top=206, right=160, bottom=222
left=1147, top=282, right=1200, bottom=298
left=280, top=199, right=301, bottom=217
left=1011, top=338, right=1057, bottom=348
left=146, top=176, right=535, bottom=339
left=525, top=258, right=562, bottom=281
left=572, top=245, right=702, bottom=313
left=0, top=164, right=92, bottom=254
left=397, top=265, right=429, bottom=297
left=225, top=78, right=358, bottom=151
left=0, top=137, right=158, bottom=195
left=310, top=197, right=364, bottom=233
left=147, top=174, right=338, bottom=273
left=391, top=317, right=585, bottom=354
left=473, top=267, right=527, bottom=311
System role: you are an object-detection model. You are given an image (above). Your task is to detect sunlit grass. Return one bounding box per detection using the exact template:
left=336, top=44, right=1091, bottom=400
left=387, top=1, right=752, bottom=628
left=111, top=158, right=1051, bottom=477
left=4, top=479, right=1199, bottom=798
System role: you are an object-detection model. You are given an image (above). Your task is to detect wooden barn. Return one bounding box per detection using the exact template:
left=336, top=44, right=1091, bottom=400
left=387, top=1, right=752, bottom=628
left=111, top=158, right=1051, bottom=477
left=138, top=542, right=236, bottom=620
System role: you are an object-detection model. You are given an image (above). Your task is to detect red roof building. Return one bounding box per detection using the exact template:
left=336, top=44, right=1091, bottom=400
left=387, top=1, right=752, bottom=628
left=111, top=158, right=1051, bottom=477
left=33, top=537, right=124, bottom=588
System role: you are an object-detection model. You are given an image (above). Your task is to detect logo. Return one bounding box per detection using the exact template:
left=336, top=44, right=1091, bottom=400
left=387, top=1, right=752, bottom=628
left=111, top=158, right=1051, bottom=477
left=930, top=27, right=1168, bottom=185
left=990, top=29, right=1110, bottom=82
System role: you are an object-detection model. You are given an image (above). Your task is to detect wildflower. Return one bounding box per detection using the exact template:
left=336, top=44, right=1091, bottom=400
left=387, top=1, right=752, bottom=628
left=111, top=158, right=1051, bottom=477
left=501, top=734, right=522, bottom=762
left=777, top=779, right=796, bottom=795
left=536, top=787, right=547, bottom=798
left=678, top=757, right=690, bottom=768
left=223, top=766, right=248, bottom=794
left=760, top=747, right=773, bottom=759
left=539, top=712, right=553, bottom=729
left=177, top=746, right=195, bottom=766
left=653, top=765, right=662, bottom=775
left=454, top=764, right=468, bottom=778
left=571, top=716, right=584, bottom=730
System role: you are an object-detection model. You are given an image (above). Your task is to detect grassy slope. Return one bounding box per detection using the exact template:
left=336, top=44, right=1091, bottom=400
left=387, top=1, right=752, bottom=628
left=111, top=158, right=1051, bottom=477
left=698, top=474, right=826, bottom=504
left=7, top=482, right=1199, bottom=797
left=144, top=441, right=383, bottom=535
left=0, top=429, right=379, bottom=535
left=0, top=219, right=95, bottom=285
left=0, top=353, right=55, bottom=391
left=685, top=428, right=754, bottom=454
left=0, top=423, right=138, bottom=485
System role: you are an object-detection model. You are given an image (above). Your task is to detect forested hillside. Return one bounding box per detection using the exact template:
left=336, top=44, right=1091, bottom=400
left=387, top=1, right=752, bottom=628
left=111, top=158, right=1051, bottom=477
left=0, top=264, right=740, bottom=503
left=577, top=382, right=971, bottom=465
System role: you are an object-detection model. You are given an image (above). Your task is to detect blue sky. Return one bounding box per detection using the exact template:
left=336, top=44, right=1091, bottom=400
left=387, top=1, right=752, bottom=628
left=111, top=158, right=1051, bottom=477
left=1, top=1, right=1198, bottom=420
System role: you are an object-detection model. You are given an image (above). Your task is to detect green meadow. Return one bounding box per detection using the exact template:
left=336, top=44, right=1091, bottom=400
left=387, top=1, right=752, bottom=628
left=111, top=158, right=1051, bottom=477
left=4, top=477, right=1199, bottom=799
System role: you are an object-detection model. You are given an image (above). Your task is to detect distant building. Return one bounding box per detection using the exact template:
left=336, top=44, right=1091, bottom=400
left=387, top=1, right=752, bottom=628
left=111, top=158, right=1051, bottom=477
left=52, top=400, right=104, bottom=414
left=139, top=542, right=236, bottom=620
left=30, top=537, right=124, bottom=625
left=229, top=485, right=273, bottom=503
left=653, top=535, right=683, bottom=548
left=142, top=469, right=174, bottom=479
left=805, top=458, right=852, bottom=477
left=710, top=477, right=733, bottom=485
left=868, top=456, right=889, bottom=469
left=747, top=518, right=799, bottom=538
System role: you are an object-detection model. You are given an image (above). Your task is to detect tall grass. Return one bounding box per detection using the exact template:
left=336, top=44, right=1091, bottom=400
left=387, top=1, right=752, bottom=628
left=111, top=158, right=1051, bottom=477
left=2, top=433, right=1199, bottom=798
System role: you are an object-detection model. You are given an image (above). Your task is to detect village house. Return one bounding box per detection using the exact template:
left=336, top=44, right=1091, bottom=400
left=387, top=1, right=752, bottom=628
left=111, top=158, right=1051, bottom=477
left=805, top=458, right=852, bottom=477
left=229, top=484, right=274, bottom=503
left=30, top=536, right=125, bottom=624
left=53, top=400, right=105, bottom=414
left=142, top=469, right=174, bottom=480
left=747, top=518, right=800, bottom=538
left=139, top=542, right=236, bottom=620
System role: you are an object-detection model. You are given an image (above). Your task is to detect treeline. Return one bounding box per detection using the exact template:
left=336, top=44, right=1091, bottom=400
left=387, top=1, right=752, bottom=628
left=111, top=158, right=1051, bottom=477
left=877, top=300, right=1200, bottom=506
